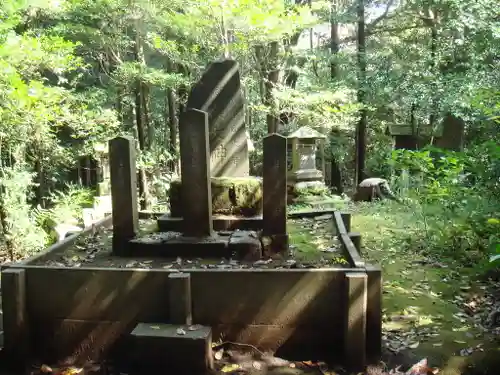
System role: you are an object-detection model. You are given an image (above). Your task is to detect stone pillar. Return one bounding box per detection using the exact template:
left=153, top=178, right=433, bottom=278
left=168, top=273, right=193, bottom=325
left=366, top=265, right=382, bottom=360
left=344, top=272, right=368, bottom=371
left=2, top=268, right=29, bottom=369
left=263, top=134, right=288, bottom=251
left=179, top=108, right=213, bottom=237
left=109, top=136, right=139, bottom=255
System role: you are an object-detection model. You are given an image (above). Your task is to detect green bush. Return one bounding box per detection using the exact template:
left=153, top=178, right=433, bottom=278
left=386, top=144, right=500, bottom=271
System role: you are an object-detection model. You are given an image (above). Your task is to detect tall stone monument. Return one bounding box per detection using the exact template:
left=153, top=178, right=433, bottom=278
left=186, top=59, right=250, bottom=177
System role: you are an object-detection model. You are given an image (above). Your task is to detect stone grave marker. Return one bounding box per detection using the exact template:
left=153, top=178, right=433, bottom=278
left=109, top=136, right=139, bottom=255
left=179, top=108, right=213, bottom=237
left=263, top=134, right=288, bottom=250
left=186, top=59, right=249, bottom=177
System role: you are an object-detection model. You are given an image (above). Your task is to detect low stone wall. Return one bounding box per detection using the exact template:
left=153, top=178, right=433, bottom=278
left=2, top=265, right=381, bottom=369
left=0, top=210, right=381, bottom=371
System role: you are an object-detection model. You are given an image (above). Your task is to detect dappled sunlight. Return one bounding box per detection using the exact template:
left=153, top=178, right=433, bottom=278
left=249, top=271, right=333, bottom=347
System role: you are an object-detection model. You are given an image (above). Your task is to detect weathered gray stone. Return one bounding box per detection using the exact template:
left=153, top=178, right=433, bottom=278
left=186, top=59, right=249, bottom=177
left=130, top=323, right=213, bottom=373
left=169, top=273, right=192, bottom=325
left=179, top=108, right=213, bottom=237
left=109, top=136, right=138, bottom=255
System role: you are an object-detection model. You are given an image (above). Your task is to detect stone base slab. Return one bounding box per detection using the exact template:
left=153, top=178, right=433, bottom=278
left=128, top=231, right=262, bottom=260
left=157, top=213, right=263, bottom=232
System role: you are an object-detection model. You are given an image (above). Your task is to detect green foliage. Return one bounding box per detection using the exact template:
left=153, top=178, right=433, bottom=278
left=384, top=142, right=500, bottom=270
left=0, top=166, right=47, bottom=259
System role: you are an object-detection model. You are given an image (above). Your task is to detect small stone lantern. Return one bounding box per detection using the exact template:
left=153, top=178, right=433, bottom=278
left=287, top=126, right=326, bottom=183
left=93, top=142, right=111, bottom=196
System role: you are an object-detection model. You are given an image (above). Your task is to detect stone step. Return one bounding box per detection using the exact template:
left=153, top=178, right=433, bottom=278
left=127, top=323, right=213, bottom=374
left=157, top=214, right=263, bottom=232
left=128, top=231, right=262, bottom=261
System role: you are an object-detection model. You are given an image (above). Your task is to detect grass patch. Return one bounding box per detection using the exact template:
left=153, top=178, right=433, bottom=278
left=287, top=220, right=347, bottom=265
left=350, top=200, right=492, bottom=370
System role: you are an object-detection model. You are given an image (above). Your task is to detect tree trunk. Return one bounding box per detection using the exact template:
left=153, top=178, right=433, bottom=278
left=429, top=25, right=438, bottom=138
left=355, top=0, right=367, bottom=186
left=330, top=0, right=340, bottom=79
left=328, top=0, right=344, bottom=194
left=265, top=41, right=280, bottom=134
left=166, top=61, right=179, bottom=174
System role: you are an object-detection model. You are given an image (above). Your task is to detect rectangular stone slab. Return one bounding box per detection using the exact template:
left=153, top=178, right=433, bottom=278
left=178, top=108, right=213, bottom=237
left=186, top=59, right=249, bottom=177
left=128, top=233, right=229, bottom=258
left=129, top=323, right=213, bottom=373
left=128, top=231, right=262, bottom=261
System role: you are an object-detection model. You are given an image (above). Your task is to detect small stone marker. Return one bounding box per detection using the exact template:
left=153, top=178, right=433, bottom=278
left=263, top=134, right=287, bottom=250
left=186, top=59, right=249, bottom=177
left=130, top=323, right=214, bottom=372
left=168, top=272, right=192, bottom=325
left=179, top=108, right=213, bottom=237
left=109, top=136, right=138, bottom=255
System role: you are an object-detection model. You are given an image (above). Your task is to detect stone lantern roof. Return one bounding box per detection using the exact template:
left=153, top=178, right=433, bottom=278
left=287, top=126, right=326, bottom=139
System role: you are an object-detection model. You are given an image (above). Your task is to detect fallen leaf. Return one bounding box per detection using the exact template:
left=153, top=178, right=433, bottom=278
left=220, top=364, right=240, bottom=373
left=214, top=349, right=224, bottom=360
left=59, top=368, right=83, bottom=375
left=40, top=365, right=53, bottom=373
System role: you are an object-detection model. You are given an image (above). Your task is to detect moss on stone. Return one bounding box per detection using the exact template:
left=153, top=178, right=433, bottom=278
left=169, top=177, right=263, bottom=217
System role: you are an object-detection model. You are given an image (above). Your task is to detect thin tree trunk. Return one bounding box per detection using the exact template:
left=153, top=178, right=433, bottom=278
left=429, top=25, right=438, bottom=141
left=330, top=2, right=340, bottom=79
left=0, top=143, right=14, bottom=260
left=265, top=41, right=280, bottom=134
left=329, top=0, right=344, bottom=194
left=355, top=0, right=367, bottom=186
left=132, top=4, right=151, bottom=210
left=166, top=61, right=179, bottom=174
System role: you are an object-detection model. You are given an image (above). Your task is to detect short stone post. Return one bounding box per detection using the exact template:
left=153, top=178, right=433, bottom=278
left=179, top=108, right=213, bottom=237
left=344, top=272, right=368, bottom=371
left=263, top=134, right=288, bottom=251
left=2, top=268, right=29, bottom=368
left=168, top=273, right=193, bottom=325
left=109, top=136, right=139, bottom=255
left=366, top=265, right=382, bottom=360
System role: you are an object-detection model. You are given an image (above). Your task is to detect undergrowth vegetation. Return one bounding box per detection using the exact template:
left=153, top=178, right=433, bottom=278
left=361, top=139, right=500, bottom=276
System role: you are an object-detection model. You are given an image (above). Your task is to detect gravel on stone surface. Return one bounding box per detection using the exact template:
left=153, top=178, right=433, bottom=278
left=30, top=217, right=349, bottom=269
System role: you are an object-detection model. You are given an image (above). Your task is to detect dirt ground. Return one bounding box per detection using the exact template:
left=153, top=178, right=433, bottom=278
left=30, top=217, right=348, bottom=269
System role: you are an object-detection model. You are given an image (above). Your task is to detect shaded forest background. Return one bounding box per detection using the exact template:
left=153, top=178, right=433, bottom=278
left=0, top=0, right=498, bottom=268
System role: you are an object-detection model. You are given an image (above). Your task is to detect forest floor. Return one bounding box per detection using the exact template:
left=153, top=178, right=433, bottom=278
left=344, top=201, right=500, bottom=375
